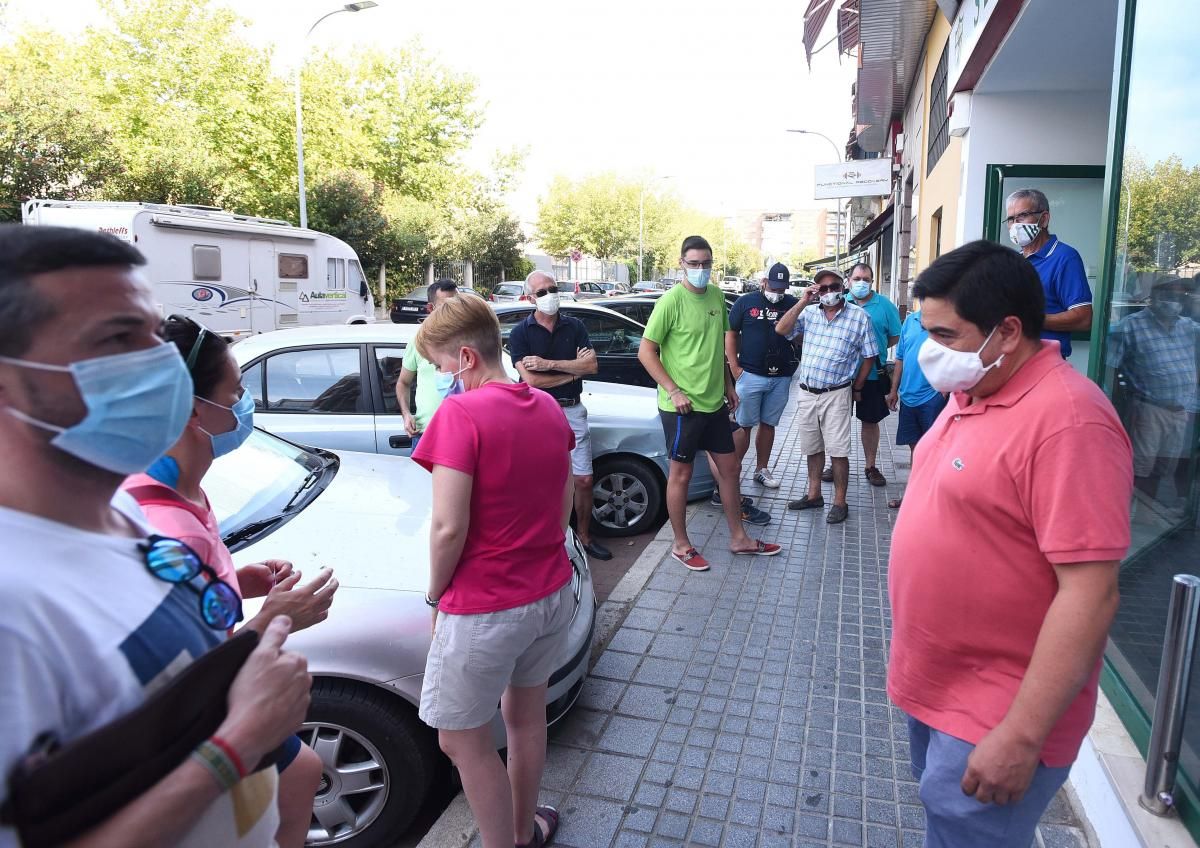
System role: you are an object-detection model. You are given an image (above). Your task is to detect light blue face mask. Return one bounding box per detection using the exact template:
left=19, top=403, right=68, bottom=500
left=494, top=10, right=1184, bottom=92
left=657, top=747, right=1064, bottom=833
left=197, top=390, right=255, bottom=459
left=685, top=268, right=712, bottom=289
left=436, top=354, right=468, bottom=399
left=0, top=344, right=193, bottom=474
left=849, top=281, right=871, bottom=300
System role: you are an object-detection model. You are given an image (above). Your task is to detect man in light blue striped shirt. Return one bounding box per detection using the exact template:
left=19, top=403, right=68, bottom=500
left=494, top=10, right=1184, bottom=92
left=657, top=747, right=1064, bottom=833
left=775, top=268, right=878, bottom=523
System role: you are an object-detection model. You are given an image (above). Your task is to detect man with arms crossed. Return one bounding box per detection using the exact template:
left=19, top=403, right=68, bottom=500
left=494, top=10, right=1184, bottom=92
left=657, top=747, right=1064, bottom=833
left=889, top=240, right=1131, bottom=847
left=0, top=225, right=310, bottom=848
left=638, top=235, right=781, bottom=572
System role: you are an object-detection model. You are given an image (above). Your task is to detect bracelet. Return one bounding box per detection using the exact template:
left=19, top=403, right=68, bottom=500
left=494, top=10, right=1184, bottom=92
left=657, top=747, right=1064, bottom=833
left=669, top=388, right=683, bottom=396
left=425, top=593, right=440, bottom=608
left=192, top=739, right=242, bottom=792
left=209, top=735, right=247, bottom=778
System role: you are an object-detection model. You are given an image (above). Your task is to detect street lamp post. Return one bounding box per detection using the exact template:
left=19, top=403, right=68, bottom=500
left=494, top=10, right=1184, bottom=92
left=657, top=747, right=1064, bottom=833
left=638, top=175, right=672, bottom=284
left=295, top=2, right=378, bottom=230
left=787, top=128, right=844, bottom=271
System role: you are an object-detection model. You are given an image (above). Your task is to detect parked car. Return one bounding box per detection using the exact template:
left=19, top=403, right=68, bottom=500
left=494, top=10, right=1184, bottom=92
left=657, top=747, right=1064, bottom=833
left=490, top=282, right=527, bottom=303
left=600, top=290, right=742, bottom=313
left=632, top=281, right=663, bottom=293
left=207, top=427, right=594, bottom=846
left=569, top=280, right=608, bottom=300
left=719, top=276, right=744, bottom=294
left=232, top=324, right=716, bottom=536
left=389, top=286, right=483, bottom=323
left=598, top=281, right=630, bottom=297
left=591, top=295, right=658, bottom=326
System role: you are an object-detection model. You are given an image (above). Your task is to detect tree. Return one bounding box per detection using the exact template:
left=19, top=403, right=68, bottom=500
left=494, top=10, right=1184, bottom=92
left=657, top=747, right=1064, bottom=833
left=1122, top=152, right=1200, bottom=272
left=537, top=173, right=640, bottom=260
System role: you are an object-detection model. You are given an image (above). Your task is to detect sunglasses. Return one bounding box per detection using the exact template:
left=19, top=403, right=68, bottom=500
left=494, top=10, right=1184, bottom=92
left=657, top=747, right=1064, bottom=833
left=164, top=314, right=213, bottom=372
left=816, top=284, right=843, bottom=294
left=533, top=285, right=559, bottom=298
left=140, top=535, right=243, bottom=630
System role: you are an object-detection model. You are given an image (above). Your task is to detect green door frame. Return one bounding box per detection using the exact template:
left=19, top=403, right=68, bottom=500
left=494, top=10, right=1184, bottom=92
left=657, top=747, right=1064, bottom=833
left=1090, top=0, right=1200, bottom=838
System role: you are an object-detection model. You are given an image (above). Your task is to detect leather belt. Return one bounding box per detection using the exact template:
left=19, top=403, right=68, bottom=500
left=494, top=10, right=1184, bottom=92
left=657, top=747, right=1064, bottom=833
left=798, top=381, right=851, bottom=395
left=556, top=398, right=581, bottom=407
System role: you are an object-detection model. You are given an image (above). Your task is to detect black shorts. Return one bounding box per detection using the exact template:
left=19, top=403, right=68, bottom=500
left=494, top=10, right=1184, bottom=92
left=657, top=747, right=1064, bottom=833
left=659, top=406, right=736, bottom=463
left=854, top=378, right=891, bottom=424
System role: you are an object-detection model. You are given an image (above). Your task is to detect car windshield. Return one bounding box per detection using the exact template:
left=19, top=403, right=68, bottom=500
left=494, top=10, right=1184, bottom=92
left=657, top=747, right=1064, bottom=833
left=206, top=429, right=329, bottom=535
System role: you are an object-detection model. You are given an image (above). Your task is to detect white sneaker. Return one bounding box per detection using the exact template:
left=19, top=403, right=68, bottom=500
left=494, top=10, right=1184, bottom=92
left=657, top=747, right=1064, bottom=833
left=754, top=468, right=781, bottom=488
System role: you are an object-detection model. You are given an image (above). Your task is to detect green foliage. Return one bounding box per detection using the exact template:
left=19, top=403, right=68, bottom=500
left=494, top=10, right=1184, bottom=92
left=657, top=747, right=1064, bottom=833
left=1121, top=153, right=1200, bottom=272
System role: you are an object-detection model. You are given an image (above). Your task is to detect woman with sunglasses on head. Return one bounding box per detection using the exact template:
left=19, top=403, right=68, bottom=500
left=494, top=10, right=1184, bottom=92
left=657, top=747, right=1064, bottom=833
left=122, top=316, right=338, bottom=848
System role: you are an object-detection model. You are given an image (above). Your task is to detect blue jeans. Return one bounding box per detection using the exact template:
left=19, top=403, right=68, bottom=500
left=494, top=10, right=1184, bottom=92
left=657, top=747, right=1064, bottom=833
left=908, top=716, right=1070, bottom=848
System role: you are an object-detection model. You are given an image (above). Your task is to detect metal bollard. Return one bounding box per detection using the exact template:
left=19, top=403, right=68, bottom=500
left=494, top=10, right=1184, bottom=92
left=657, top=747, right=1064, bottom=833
left=1140, top=574, right=1200, bottom=816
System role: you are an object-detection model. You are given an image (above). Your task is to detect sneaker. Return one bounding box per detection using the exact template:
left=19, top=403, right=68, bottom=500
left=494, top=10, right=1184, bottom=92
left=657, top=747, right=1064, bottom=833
left=711, top=490, right=753, bottom=508
left=741, top=504, right=772, bottom=526
left=671, top=547, right=710, bottom=572
left=754, top=468, right=781, bottom=488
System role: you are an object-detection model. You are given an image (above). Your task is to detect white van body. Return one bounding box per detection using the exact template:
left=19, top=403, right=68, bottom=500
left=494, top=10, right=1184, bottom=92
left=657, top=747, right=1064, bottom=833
left=22, top=199, right=375, bottom=338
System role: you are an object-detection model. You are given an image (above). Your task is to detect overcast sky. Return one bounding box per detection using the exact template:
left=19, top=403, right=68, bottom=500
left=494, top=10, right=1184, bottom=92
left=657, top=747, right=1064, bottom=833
left=6, top=0, right=857, bottom=225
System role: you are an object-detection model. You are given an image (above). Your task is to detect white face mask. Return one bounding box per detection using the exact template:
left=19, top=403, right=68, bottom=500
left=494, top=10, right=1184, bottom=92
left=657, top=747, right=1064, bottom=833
left=819, top=291, right=843, bottom=307
left=764, top=290, right=784, bottom=303
left=1009, top=222, right=1041, bottom=248
left=916, top=326, right=1005, bottom=394
left=535, top=292, right=560, bottom=315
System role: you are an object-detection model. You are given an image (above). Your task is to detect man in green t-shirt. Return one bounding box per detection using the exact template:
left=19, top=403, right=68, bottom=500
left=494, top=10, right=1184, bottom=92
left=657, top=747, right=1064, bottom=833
left=398, top=279, right=458, bottom=449
left=639, top=236, right=783, bottom=572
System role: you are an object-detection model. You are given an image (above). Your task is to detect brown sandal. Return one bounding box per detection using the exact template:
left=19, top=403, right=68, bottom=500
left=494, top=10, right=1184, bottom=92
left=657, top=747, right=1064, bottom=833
left=888, top=497, right=903, bottom=509
left=517, top=805, right=559, bottom=847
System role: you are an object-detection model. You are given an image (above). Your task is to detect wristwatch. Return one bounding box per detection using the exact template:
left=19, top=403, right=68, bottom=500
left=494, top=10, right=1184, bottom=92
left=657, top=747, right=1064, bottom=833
left=425, top=593, right=439, bottom=607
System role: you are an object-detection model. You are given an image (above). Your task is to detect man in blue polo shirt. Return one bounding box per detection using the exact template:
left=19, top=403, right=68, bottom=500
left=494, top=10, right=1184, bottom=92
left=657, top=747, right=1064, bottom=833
left=1005, top=188, right=1093, bottom=358
left=884, top=301, right=947, bottom=509
left=509, top=270, right=611, bottom=561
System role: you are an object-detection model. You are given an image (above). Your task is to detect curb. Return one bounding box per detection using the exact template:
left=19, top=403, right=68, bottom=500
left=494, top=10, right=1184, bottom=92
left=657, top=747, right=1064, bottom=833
left=414, top=511, right=685, bottom=848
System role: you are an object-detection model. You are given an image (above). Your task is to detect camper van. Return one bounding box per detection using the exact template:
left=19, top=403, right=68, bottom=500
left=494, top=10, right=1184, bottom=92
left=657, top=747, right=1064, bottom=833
left=22, top=200, right=375, bottom=338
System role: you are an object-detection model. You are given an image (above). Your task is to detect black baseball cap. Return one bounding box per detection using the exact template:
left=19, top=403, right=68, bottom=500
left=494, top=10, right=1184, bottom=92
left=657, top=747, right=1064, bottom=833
left=766, top=262, right=790, bottom=290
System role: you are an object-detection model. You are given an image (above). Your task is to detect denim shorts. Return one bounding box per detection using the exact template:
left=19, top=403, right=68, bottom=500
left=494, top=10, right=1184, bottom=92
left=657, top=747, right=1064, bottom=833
left=420, top=582, right=573, bottom=730
left=896, top=395, right=947, bottom=446
left=734, top=371, right=792, bottom=428
left=907, top=716, right=1070, bottom=848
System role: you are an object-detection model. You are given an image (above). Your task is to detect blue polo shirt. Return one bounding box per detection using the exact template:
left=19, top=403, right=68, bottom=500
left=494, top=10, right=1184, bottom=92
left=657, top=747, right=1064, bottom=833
left=507, top=312, right=591, bottom=402
left=894, top=311, right=940, bottom=407
left=728, top=291, right=799, bottom=377
left=1027, top=235, right=1092, bottom=359
left=848, top=292, right=902, bottom=381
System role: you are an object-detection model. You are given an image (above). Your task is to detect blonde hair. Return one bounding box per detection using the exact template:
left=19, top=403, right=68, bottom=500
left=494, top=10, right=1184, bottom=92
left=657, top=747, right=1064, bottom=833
left=414, top=293, right=503, bottom=364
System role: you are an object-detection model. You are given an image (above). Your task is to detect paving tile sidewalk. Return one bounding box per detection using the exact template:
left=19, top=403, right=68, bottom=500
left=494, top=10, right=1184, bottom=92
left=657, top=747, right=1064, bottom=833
left=468, top=392, right=1091, bottom=847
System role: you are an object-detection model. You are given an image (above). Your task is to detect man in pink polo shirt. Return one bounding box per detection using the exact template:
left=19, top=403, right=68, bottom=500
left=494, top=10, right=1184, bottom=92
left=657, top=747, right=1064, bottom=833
left=889, top=240, right=1132, bottom=847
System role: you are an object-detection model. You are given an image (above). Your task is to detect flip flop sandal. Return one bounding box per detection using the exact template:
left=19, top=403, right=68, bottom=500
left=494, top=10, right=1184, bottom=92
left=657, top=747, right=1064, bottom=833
left=517, top=805, right=560, bottom=847
left=671, top=548, right=710, bottom=571
left=888, top=497, right=903, bottom=509
left=734, top=540, right=782, bottom=557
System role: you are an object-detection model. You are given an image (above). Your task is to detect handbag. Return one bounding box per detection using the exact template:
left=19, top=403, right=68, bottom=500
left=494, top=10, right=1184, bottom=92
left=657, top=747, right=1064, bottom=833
left=1, top=629, right=279, bottom=848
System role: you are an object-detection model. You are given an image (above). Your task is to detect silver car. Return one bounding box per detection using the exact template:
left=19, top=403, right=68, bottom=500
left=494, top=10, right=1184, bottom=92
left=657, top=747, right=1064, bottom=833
left=232, top=324, right=716, bottom=537
left=209, top=429, right=594, bottom=846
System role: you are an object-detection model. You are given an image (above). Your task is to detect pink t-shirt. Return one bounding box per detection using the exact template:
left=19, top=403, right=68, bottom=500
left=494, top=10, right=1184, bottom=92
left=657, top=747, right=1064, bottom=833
left=121, top=474, right=242, bottom=598
left=888, top=342, right=1133, bottom=767
left=412, top=381, right=575, bottom=614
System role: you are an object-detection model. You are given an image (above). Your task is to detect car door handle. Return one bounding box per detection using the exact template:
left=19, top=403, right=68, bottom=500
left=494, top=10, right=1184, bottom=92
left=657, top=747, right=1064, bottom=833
left=389, top=434, right=413, bottom=449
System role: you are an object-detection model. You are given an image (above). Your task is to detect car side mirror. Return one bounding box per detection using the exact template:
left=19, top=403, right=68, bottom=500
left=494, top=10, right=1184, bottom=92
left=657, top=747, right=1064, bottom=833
left=389, top=434, right=413, bottom=449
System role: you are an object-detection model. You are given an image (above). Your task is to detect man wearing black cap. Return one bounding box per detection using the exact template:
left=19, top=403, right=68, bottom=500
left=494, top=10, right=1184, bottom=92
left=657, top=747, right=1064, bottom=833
left=726, top=263, right=800, bottom=488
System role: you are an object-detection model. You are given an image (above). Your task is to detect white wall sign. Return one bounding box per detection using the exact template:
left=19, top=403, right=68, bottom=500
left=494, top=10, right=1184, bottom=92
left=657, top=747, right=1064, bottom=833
left=813, top=160, right=893, bottom=199
left=948, top=0, right=1000, bottom=91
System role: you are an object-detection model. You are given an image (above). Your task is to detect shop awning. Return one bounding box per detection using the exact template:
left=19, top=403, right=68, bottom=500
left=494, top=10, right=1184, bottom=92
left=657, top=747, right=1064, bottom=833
left=802, top=250, right=869, bottom=272
left=837, top=0, right=860, bottom=54
left=802, top=0, right=837, bottom=68
left=854, top=0, right=938, bottom=152
left=847, top=203, right=894, bottom=251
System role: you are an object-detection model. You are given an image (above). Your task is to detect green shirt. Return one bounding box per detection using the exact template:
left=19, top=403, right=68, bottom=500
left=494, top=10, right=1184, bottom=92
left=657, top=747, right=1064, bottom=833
left=402, top=343, right=442, bottom=430
left=643, top=283, right=730, bottom=413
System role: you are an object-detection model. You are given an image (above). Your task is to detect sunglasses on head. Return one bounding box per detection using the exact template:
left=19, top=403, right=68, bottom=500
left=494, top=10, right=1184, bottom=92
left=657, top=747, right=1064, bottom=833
left=164, top=314, right=215, bottom=372
left=533, top=285, right=558, bottom=298
left=140, top=535, right=243, bottom=630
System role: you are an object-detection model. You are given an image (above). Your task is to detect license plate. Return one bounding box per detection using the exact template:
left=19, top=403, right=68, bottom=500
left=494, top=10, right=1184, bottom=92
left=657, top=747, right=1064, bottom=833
left=400, top=306, right=419, bottom=312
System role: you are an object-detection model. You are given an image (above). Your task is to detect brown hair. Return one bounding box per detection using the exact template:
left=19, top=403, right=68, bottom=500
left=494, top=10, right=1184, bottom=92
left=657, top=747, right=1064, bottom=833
left=414, top=293, right=503, bottom=364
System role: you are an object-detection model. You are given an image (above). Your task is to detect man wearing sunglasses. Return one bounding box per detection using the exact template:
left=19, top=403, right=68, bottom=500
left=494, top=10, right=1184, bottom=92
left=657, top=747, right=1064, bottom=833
left=775, top=267, right=879, bottom=524
left=1004, top=188, right=1093, bottom=359
left=509, top=271, right=611, bottom=561
left=0, top=225, right=310, bottom=848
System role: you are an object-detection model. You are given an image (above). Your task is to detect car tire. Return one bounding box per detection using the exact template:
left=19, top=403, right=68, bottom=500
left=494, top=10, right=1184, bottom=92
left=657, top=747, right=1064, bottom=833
left=302, top=679, right=442, bottom=847
left=591, top=456, right=663, bottom=538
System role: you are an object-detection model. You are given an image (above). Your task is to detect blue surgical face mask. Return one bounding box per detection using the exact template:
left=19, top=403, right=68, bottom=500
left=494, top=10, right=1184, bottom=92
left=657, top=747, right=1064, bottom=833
left=685, top=268, right=711, bottom=289
left=437, top=353, right=468, bottom=399
left=197, top=390, right=255, bottom=459
left=0, top=344, right=193, bottom=474
left=849, top=281, right=871, bottom=300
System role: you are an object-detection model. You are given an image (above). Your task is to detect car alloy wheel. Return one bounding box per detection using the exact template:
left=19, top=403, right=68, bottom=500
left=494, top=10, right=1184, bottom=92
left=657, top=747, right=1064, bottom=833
left=302, top=721, right=389, bottom=845
left=591, top=456, right=663, bottom=537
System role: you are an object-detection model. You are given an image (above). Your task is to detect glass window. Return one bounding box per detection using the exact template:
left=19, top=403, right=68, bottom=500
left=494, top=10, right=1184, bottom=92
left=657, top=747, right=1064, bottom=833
left=1098, top=0, right=1200, bottom=786
left=497, top=309, right=531, bottom=346
left=927, top=38, right=950, bottom=174
left=578, top=314, right=643, bottom=355
left=240, top=360, right=265, bottom=411
left=348, top=259, right=367, bottom=295
left=192, top=245, right=221, bottom=280
left=374, top=346, right=408, bottom=414
left=278, top=254, right=308, bottom=279
left=263, top=347, right=363, bottom=413
left=326, top=258, right=346, bottom=291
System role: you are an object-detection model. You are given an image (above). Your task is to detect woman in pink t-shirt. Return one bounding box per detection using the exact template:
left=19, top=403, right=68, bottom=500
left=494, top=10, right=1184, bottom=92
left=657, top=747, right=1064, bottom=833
left=411, top=296, right=574, bottom=848
left=123, top=315, right=338, bottom=848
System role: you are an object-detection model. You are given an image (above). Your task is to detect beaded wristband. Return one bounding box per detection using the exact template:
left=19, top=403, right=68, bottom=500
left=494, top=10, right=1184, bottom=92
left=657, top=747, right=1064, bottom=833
left=192, top=739, right=242, bottom=792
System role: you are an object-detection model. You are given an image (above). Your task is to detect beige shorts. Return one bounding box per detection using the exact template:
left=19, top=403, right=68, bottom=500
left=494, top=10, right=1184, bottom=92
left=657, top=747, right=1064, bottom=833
left=419, top=582, right=574, bottom=730
left=1130, top=398, right=1190, bottom=477
left=562, top=403, right=594, bottom=477
left=796, top=385, right=853, bottom=457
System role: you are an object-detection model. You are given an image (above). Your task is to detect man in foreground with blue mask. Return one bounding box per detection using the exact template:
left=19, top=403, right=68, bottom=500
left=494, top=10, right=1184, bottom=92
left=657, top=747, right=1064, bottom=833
left=0, top=224, right=311, bottom=848
left=889, top=240, right=1131, bottom=847
left=1004, top=188, right=1093, bottom=359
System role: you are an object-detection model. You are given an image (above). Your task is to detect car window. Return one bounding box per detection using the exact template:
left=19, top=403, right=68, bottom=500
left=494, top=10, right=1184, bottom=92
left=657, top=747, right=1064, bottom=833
left=577, top=313, right=643, bottom=355
left=374, top=346, right=409, bottom=414
left=497, top=310, right=531, bottom=345
left=261, top=347, right=365, bottom=413
left=241, top=361, right=265, bottom=410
